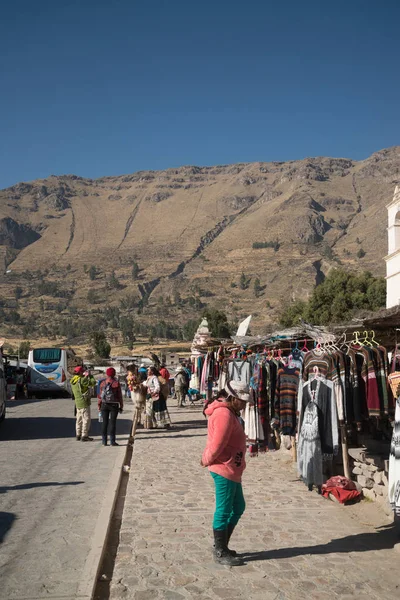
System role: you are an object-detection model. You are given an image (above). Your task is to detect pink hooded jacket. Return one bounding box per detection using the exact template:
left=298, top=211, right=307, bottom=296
left=202, top=400, right=246, bottom=483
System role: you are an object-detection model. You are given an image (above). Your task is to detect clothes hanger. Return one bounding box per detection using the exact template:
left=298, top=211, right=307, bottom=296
left=313, top=337, right=323, bottom=355
left=301, top=338, right=309, bottom=353
left=291, top=340, right=301, bottom=359
left=369, top=330, right=379, bottom=347
left=361, top=330, right=373, bottom=348
left=312, top=365, right=321, bottom=380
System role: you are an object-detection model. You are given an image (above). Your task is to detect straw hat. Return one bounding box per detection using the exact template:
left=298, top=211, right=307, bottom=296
left=225, top=380, right=251, bottom=402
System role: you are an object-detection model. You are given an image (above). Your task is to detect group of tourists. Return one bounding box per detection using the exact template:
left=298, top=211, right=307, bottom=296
left=127, top=363, right=172, bottom=429
left=70, top=360, right=193, bottom=444
left=71, top=366, right=123, bottom=446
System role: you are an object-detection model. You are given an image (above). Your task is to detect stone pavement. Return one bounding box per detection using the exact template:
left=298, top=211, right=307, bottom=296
left=0, top=396, right=133, bottom=600
left=110, top=400, right=400, bottom=600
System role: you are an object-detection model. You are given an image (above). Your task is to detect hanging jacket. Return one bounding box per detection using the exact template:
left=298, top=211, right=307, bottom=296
left=202, top=400, right=246, bottom=483
left=71, top=374, right=96, bottom=409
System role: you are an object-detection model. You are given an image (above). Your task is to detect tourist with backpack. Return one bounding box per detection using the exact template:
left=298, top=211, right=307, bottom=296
left=97, top=367, right=123, bottom=446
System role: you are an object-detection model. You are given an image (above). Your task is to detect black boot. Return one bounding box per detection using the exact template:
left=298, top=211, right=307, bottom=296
left=214, top=524, right=238, bottom=557
left=227, top=523, right=238, bottom=557
left=213, top=530, right=242, bottom=566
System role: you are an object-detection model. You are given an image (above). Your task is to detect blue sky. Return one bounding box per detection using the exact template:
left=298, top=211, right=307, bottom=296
left=1, top=0, right=399, bottom=188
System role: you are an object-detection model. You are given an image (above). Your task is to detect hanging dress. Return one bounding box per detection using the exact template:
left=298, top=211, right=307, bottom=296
left=388, top=395, right=400, bottom=516
left=297, top=379, right=339, bottom=487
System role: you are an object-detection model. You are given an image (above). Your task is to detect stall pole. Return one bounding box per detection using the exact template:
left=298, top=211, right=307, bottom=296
left=291, top=436, right=297, bottom=462
left=340, top=425, right=351, bottom=479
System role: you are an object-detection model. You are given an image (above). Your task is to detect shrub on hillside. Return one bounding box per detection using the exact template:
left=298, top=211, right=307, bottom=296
left=252, top=240, right=280, bottom=251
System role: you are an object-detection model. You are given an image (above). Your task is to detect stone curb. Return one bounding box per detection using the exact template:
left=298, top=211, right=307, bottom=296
left=76, top=402, right=133, bottom=600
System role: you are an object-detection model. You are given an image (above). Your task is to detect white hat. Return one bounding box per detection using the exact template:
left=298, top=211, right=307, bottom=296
left=225, top=380, right=251, bottom=402
left=175, top=366, right=184, bottom=372
left=140, top=364, right=145, bottom=368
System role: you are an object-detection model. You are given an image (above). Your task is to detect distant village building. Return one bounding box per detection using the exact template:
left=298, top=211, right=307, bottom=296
left=386, top=185, right=400, bottom=308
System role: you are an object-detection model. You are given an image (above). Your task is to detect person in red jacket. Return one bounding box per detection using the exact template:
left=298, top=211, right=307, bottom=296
left=98, top=367, right=123, bottom=446
left=201, top=380, right=252, bottom=566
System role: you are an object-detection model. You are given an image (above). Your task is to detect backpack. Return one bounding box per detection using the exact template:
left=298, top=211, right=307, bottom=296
left=101, top=381, right=117, bottom=404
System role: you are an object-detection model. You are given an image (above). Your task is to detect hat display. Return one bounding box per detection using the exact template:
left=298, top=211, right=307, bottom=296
left=225, top=380, right=251, bottom=402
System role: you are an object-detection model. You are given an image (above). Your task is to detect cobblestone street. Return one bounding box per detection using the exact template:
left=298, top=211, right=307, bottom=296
left=110, top=401, right=400, bottom=600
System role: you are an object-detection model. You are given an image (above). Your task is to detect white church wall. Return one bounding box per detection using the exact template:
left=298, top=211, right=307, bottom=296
left=386, top=185, right=400, bottom=308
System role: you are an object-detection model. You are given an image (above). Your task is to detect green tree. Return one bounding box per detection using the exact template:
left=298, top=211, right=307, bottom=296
left=90, top=331, right=111, bottom=358
left=182, top=318, right=199, bottom=341
left=202, top=308, right=231, bottom=338
left=6, top=310, right=21, bottom=324
left=19, top=341, right=31, bottom=359
left=120, top=316, right=135, bottom=344
left=131, top=262, right=140, bottom=279
left=89, top=265, right=98, bottom=281
left=279, top=269, right=386, bottom=326
left=239, top=272, right=251, bottom=290
left=357, top=248, right=366, bottom=259
left=254, top=277, right=263, bottom=298
left=108, top=270, right=122, bottom=290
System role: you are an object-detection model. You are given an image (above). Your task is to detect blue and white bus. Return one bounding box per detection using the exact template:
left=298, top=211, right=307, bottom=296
left=27, top=347, right=81, bottom=397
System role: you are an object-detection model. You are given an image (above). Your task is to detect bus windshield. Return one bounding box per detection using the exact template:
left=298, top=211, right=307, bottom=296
left=33, top=348, right=62, bottom=363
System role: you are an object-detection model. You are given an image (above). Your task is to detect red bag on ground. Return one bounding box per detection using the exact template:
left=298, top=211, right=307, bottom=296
left=321, top=476, right=361, bottom=504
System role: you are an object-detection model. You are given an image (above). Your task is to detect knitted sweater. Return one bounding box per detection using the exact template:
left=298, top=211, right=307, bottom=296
left=273, top=365, right=300, bottom=435
left=202, top=400, right=246, bottom=483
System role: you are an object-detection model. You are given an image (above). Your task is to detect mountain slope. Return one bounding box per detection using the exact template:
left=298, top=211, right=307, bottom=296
left=0, top=147, right=398, bottom=337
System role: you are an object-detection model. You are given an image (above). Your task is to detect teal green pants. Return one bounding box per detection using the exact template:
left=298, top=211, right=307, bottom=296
left=210, top=472, right=246, bottom=530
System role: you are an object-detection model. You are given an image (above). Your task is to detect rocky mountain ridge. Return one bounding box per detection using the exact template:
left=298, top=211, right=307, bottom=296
left=0, top=146, right=398, bottom=338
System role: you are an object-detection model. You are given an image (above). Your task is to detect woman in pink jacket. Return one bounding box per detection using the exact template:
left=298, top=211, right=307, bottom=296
left=201, top=380, right=252, bottom=566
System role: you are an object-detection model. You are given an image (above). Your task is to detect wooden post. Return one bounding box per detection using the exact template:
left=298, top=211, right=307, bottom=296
left=291, top=436, right=297, bottom=462
left=130, top=408, right=139, bottom=442
left=341, top=425, right=351, bottom=479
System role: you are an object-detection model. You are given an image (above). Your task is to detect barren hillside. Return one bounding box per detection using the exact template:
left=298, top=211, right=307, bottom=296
left=0, top=146, right=398, bottom=343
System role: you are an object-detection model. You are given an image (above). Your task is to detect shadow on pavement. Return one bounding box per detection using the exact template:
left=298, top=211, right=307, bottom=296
left=6, top=397, right=53, bottom=408
left=0, top=416, right=78, bottom=440
left=0, top=481, right=84, bottom=494
left=0, top=416, right=133, bottom=441
left=144, top=419, right=207, bottom=433
left=241, top=523, right=400, bottom=561
left=0, top=512, right=16, bottom=544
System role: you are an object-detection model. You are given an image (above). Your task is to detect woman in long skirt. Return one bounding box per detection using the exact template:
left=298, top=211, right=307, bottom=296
left=145, top=367, right=171, bottom=429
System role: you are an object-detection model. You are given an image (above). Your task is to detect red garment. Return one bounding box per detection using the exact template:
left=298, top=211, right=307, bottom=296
left=202, top=400, right=246, bottom=483
left=321, top=476, right=361, bottom=504
left=98, top=377, right=123, bottom=410
left=160, top=367, right=170, bottom=381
